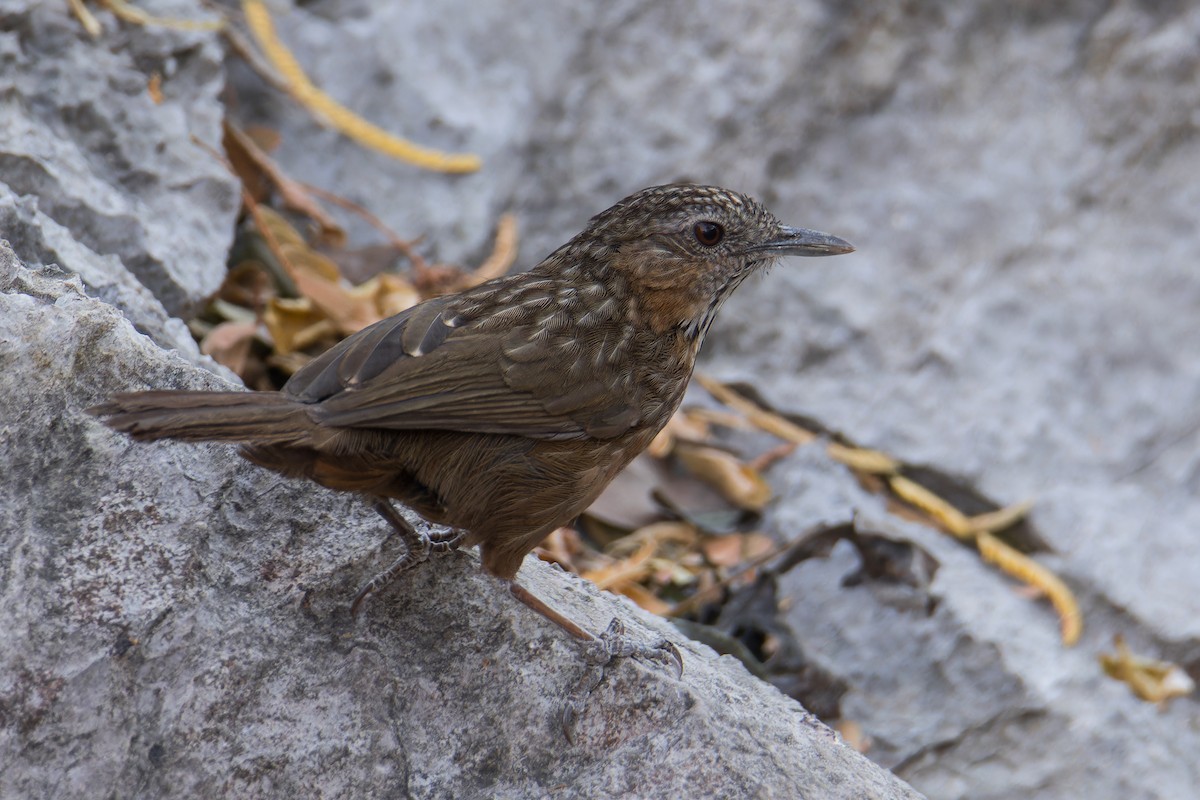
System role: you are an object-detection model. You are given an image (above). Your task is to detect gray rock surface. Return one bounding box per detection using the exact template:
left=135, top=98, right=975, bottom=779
left=0, top=0, right=238, bottom=317
left=0, top=3, right=922, bottom=798
left=0, top=243, right=918, bottom=799
left=5, top=0, right=1199, bottom=797
left=227, top=1, right=1200, bottom=797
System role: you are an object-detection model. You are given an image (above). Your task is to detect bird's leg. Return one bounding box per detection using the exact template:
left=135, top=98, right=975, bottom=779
left=508, top=582, right=683, bottom=740
left=350, top=498, right=466, bottom=616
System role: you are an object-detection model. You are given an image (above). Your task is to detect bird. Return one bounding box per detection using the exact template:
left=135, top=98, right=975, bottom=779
left=90, top=184, right=853, bottom=730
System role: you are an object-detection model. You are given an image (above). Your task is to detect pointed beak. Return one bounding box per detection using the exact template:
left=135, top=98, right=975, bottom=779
left=749, top=226, right=855, bottom=257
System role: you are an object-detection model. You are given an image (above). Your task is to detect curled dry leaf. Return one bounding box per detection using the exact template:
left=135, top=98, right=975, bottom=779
left=646, top=408, right=711, bottom=458
left=242, top=0, right=481, bottom=173
left=614, top=582, right=673, bottom=616
left=695, top=373, right=818, bottom=445
left=976, top=531, right=1082, bottom=646
left=264, top=297, right=332, bottom=355
left=674, top=442, right=773, bottom=512
left=888, top=474, right=974, bottom=537
left=452, top=214, right=519, bottom=291
left=224, top=120, right=345, bottom=245
left=583, top=537, right=658, bottom=591
left=605, top=521, right=697, bottom=558
left=1100, top=635, right=1195, bottom=706
left=255, top=206, right=422, bottom=336
left=102, top=0, right=224, bottom=32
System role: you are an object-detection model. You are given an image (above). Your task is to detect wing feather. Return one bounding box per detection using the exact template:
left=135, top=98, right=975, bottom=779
left=282, top=286, right=643, bottom=440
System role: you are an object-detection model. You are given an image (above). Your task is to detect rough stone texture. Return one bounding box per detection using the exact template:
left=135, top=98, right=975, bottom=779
left=5, top=0, right=1200, bottom=797
left=0, top=0, right=239, bottom=317
left=0, top=245, right=919, bottom=798
left=225, top=1, right=1200, bottom=797
left=0, top=4, right=922, bottom=798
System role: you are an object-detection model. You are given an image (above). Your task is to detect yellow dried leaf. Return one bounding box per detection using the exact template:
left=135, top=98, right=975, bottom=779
left=647, top=410, right=712, bottom=458
left=836, top=721, right=871, bottom=753
left=675, top=443, right=773, bottom=512
left=453, top=214, right=519, bottom=290
left=68, top=0, right=103, bottom=37
left=606, top=521, right=697, bottom=558
left=242, top=0, right=481, bottom=173
left=963, top=500, right=1034, bottom=536
left=888, top=474, right=972, bottom=537
left=827, top=443, right=900, bottom=475
left=695, top=373, right=818, bottom=445
left=263, top=297, right=325, bottom=355
left=976, top=531, right=1083, bottom=646
left=1100, top=635, right=1195, bottom=705
left=372, top=273, right=421, bottom=318
left=684, top=407, right=753, bottom=431
left=102, top=0, right=224, bottom=31
left=147, top=72, right=164, bottom=104
left=583, top=537, right=657, bottom=590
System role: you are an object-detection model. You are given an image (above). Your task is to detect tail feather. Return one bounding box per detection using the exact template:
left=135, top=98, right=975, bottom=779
left=88, top=390, right=314, bottom=446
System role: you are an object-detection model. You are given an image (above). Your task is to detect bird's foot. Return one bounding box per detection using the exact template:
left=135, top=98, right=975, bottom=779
left=560, top=618, right=683, bottom=741
left=350, top=498, right=466, bottom=616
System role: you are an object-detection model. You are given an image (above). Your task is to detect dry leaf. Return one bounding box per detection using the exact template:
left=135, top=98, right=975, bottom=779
left=606, top=521, right=697, bottom=558
left=224, top=120, right=345, bottom=245
left=242, top=0, right=480, bottom=173
left=583, top=538, right=657, bottom=590
left=452, top=214, right=519, bottom=290
left=889, top=474, right=973, bottom=537
left=701, top=535, right=746, bottom=568
left=263, top=297, right=330, bottom=355
left=200, top=320, right=259, bottom=376
left=837, top=721, right=872, bottom=753
left=1100, top=635, right=1195, bottom=706
left=102, top=0, right=223, bottom=31
left=675, top=442, right=773, bottom=512
left=976, top=531, right=1083, bottom=646
left=147, top=72, right=164, bottom=104
left=695, top=373, right=818, bottom=445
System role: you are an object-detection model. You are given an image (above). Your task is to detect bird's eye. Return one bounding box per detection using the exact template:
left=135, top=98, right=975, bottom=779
left=693, top=221, right=724, bottom=247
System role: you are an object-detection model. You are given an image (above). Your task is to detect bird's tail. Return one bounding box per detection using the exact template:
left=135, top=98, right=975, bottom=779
left=88, top=390, right=314, bottom=446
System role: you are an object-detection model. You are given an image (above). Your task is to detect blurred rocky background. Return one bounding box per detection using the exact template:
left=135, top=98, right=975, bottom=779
left=3, top=1, right=1198, bottom=798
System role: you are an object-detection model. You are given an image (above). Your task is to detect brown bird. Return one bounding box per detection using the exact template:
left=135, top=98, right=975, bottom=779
left=90, top=184, right=852, bottom=726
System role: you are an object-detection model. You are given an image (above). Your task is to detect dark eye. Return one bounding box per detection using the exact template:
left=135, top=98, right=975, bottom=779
left=693, top=221, right=724, bottom=247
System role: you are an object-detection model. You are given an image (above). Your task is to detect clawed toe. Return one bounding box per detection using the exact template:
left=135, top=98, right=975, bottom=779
left=351, top=500, right=463, bottom=617
left=561, top=617, right=685, bottom=741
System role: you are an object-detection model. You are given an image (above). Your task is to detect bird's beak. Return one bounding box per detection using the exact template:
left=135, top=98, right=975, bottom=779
left=750, top=226, right=855, bottom=257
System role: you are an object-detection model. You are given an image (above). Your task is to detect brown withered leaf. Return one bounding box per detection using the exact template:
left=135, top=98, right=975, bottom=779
left=674, top=441, right=773, bottom=512
left=583, top=537, right=658, bottom=591
left=606, top=521, right=698, bottom=558
left=223, top=119, right=345, bottom=245
left=534, top=527, right=584, bottom=572
left=200, top=320, right=259, bottom=376
left=700, top=535, right=749, bottom=569
left=215, top=261, right=276, bottom=312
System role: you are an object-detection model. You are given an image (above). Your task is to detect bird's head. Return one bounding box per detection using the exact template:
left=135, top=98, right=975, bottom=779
left=566, top=184, right=854, bottom=340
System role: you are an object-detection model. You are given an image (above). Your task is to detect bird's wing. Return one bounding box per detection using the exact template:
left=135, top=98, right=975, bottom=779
left=284, top=288, right=645, bottom=440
